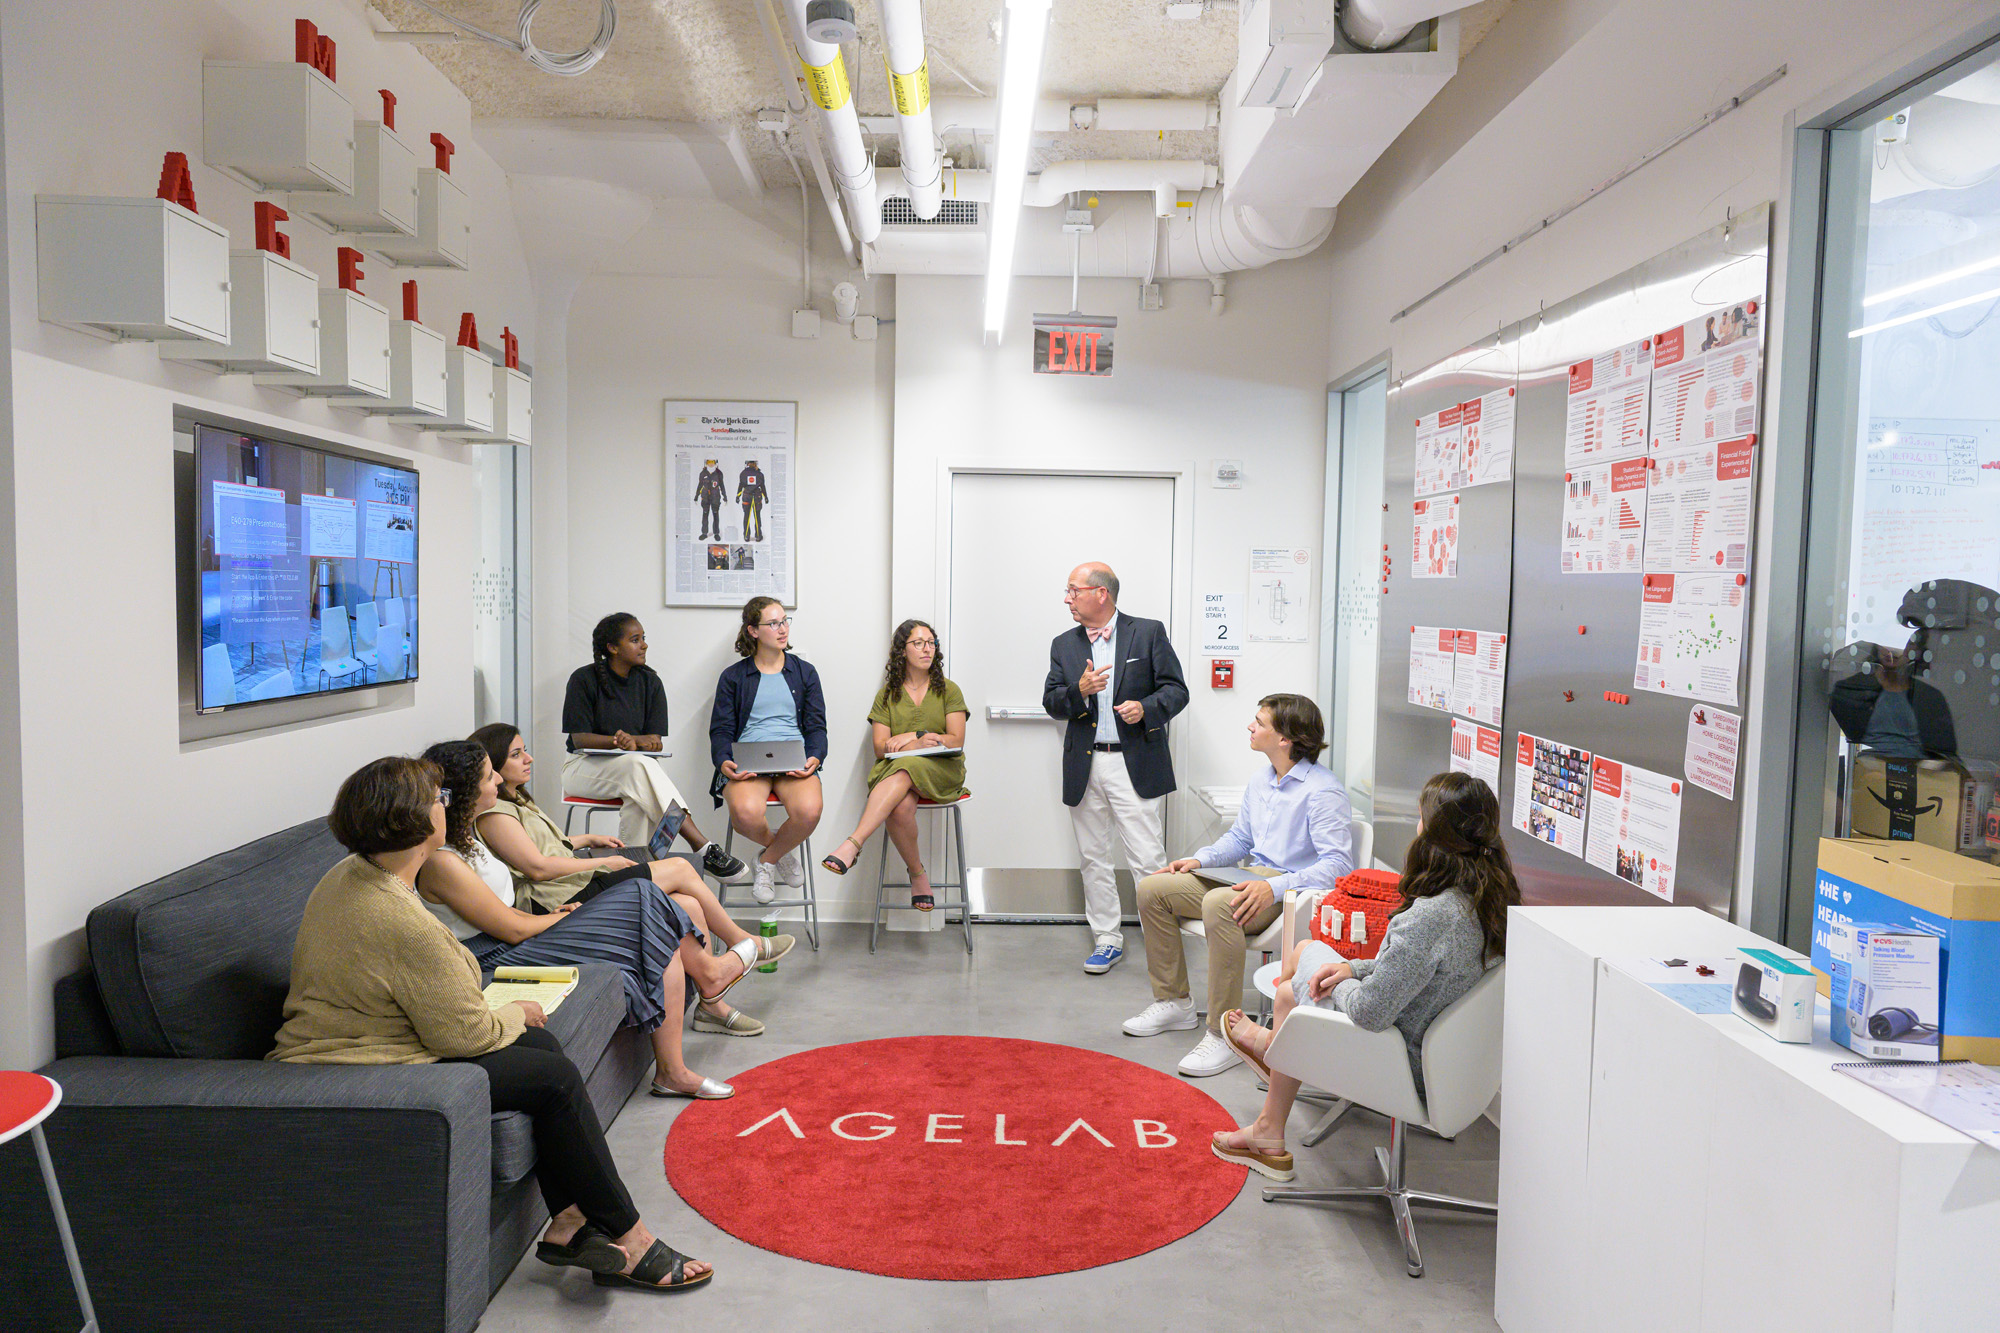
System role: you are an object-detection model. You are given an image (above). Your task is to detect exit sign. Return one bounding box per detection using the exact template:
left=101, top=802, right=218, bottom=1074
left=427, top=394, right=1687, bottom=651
left=1033, top=313, right=1115, bottom=376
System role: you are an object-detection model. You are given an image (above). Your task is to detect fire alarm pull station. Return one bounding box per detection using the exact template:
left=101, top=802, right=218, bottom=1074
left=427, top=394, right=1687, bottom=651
left=1211, top=660, right=1234, bottom=690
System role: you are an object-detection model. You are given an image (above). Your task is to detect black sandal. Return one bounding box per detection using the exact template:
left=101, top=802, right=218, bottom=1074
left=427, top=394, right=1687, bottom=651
left=910, top=876, right=934, bottom=912
left=592, top=1238, right=713, bottom=1291
left=821, top=838, right=859, bottom=876
left=536, top=1223, right=624, bottom=1274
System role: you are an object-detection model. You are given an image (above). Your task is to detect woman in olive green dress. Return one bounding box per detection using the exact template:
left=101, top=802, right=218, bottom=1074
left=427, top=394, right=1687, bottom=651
left=820, top=619, right=968, bottom=909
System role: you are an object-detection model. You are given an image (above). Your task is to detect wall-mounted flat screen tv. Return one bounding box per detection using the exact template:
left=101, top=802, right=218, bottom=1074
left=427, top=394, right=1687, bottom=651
left=194, top=422, right=419, bottom=712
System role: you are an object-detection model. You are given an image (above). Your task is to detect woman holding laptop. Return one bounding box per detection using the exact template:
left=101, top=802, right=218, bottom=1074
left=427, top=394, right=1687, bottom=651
left=561, top=613, right=746, bottom=882
left=709, top=596, right=826, bottom=905
left=819, top=619, right=967, bottom=911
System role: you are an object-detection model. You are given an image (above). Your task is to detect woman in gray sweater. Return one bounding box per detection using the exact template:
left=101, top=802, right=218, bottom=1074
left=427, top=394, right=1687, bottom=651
left=1212, top=771, right=1518, bottom=1181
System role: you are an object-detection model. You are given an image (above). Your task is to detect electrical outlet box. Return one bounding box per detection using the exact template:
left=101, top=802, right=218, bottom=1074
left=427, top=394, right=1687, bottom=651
left=1139, top=282, right=1164, bottom=311
left=792, top=308, right=821, bottom=339
left=853, top=315, right=878, bottom=341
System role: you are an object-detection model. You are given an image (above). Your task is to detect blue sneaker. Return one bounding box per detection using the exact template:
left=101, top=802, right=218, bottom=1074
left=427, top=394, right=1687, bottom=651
left=1084, top=941, right=1124, bottom=974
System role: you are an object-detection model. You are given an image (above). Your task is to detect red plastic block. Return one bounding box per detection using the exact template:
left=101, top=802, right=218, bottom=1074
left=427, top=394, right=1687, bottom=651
left=254, top=201, right=290, bottom=258
left=156, top=151, right=197, bottom=213
left=402, top=280, right=420, bottom=324
left=379, top=89, right=397, bottom=131
left=431, top=132, right=455, bottom=173
left=457, top=312, right=479, bottom=349
left=502, top=326, right=520, bottom=369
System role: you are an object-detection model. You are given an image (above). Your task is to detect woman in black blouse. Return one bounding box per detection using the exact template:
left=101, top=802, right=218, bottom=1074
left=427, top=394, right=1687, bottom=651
left=563, top=613, right=745, bottom=882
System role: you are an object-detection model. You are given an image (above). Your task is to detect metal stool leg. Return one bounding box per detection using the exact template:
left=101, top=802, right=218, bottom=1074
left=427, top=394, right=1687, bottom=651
left=798, top=831, right=819, bottom=950
left=32, top=1124, right=98, bottom=1333
left=869, top=826, right=891, bottom=953
left=951, top=803, right=973, bottom=956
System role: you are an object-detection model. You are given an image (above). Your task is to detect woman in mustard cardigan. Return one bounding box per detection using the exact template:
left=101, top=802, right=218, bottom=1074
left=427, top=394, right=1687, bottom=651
left=270, top=755, right=741, bottom=1293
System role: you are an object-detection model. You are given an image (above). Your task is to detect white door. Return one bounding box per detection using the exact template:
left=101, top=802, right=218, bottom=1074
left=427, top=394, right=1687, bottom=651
left=946, top=471, right=1179, bottom=895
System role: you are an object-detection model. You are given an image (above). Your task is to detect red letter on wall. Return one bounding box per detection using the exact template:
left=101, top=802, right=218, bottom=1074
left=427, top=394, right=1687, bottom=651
left=337, top=247, right=365, bottom=294
left=254, top=201, right=291, bottom=258
left=403, top=280, right=421, bottom=325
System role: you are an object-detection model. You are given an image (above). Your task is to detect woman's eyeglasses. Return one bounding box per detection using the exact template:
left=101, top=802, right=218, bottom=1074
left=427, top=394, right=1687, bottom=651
left=760, top=617, right=791, bottom=630
left=437, top=788, right=453, bottom=806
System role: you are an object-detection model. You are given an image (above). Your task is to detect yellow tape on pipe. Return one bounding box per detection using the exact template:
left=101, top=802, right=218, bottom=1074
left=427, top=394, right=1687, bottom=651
left=888, top=60, right=931, bottom=116
left=801, top=55, right=851, bottom=110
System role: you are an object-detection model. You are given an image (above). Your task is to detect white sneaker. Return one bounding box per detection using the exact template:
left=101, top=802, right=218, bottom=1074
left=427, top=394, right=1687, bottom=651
left=1178, top=1030, right=1243, bottom=1078
left=1123, top=996, right=1201, bottom=1037
left=751, top=861, right=777, bottom=905
left=776, top=849, right=805, bottom=887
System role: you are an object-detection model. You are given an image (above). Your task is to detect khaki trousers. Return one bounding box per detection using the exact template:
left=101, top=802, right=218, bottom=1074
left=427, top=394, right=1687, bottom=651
left=1136, top=866, right=1283, bottom=1034
left=561, top=751, right=688, bottom=848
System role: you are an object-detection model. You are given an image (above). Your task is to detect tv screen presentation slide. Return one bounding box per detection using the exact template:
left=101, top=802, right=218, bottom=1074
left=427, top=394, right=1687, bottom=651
left=194, top=423, right=420, bottom=711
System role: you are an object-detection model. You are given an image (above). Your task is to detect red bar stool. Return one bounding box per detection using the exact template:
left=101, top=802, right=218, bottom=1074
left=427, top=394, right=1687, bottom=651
left=870, top=791, right=973, bottom=957
left=1, top=1072, right=97, bottom=1331
left=720, top=794, right=819, bottom=949
left=561, top=793, right=623, bottom=839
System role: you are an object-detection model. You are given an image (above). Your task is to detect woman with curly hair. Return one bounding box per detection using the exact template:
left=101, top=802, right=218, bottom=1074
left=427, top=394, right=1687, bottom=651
left=418, top=739, right=774, bottom=1098
left=818, top=618, right=968, bottom=911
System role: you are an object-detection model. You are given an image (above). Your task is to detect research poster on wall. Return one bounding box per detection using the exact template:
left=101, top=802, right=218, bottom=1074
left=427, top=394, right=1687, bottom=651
left=1248, top=547, right=1310, bottom=642
left=1512, top=731, right=1592, bottom=857
left=1412, top=494, right=1459, bottom=577
left=1845, top=416, right=2000, bottom=651
left=363, top=471, right=416, bottom=566
left=302, top=493, right=357, bottom=559
left=1450, top=717, right=1503, bottom=790
left=1561, top=457, right=1648, bottom=573
left=1634, top=572, right=1745, bottom=705
left=1584, top=755, right=1683, bottom=902
left=1649, top=303, right=1762, bottom=454
left=1408, top=626, right=1457, bottom=711
left=1564, top=337, right=1653, bottom=467
left=1643, top=436, right=1754, bottom=575
left=1684, top=704, right=1740, bottom=801
left=665, top=400, right=797, bottom=607
left=1450, top=628, right=1507, bottom=729
left=1414, top=405, right=1464, bottom=498
left=1459, top=387, right=1515, bottom=488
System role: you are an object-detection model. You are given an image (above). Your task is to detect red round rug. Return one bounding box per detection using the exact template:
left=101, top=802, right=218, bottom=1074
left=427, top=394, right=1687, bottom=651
left=663, top=1035, right=1248, bottom=1280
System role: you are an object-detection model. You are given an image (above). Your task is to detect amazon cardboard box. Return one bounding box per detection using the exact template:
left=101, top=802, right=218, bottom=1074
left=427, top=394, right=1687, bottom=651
left=1850, top=753, right=1998, bottom=858
left=1811, top=837, right=2000, bottom=1062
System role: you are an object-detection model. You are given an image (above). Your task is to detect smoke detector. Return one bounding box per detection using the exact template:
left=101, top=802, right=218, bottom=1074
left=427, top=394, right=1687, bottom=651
left=805, top=0, right=859, bottom=43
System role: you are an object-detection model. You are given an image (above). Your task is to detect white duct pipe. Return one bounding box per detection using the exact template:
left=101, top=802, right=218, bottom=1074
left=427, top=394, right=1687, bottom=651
left=880, top=95, right=1216, bottom=134
left=878, top=161, right=1219, bottom=208
left=753, top=0, right=856, bottom=263
left=1342, top=0, right=1465, bottom=50
left=878, top=0, right=943, bottom=219
left=779, top=0, right=880, bottom=243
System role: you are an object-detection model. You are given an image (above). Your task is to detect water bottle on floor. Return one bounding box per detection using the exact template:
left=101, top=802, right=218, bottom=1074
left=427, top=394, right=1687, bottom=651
left=758, top=917, right=778, bottom=973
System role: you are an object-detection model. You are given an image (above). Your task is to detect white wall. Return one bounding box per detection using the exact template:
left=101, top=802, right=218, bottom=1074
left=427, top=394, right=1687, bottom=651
left=562, top=197, right=894, bottom=916
left=1, top=1, right=540, bottom=1065
left=1311, top=0, right=1999, bottom=923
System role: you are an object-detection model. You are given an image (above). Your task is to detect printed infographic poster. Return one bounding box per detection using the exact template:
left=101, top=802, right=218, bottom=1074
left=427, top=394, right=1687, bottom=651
left=301, top=493, right=357, bottom=559
left=1634, top=572, right=1746, bottom=705
left=1643, top=436, right=1753, bottom=574
left=1561, top=457, right=1648, bottom=573
left=1412, top=494, right=1459, bottom=578
left=1408, top=626, right=1457, bottom=711
left=665, top=400, right=797, bottom=607
left=1584, top=756, right=1683, bottom=902
left=1564, top=337, right=1653, bottom=467
left=1684, top=704, right=1741, bottom=801
left=1512, top=731, right=1593, bottom=857
left=1248, top=547, right=1311, bottom=643
left=1460, top=387, right=1516, bottom=489
left=1451, top=628, right=1507, bottom=729
left=1450, top=717, right=1503, bottom=791
left=1414, top=405, right=1464, bottom=498
left=1649, top=303, right=1762, bottom=454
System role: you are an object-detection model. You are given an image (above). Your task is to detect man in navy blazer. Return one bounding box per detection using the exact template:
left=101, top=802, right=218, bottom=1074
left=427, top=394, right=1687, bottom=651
left=1044, top=562, right=1189, bottom=973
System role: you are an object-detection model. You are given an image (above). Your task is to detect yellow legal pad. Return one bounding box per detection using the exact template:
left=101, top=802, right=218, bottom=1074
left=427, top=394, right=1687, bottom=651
left=483, top=965, right=579, bottom=1013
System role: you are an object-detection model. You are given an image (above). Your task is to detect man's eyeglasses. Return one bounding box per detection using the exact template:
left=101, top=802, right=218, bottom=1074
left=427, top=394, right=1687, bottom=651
left=1062, top=585, right=1102, bottom=601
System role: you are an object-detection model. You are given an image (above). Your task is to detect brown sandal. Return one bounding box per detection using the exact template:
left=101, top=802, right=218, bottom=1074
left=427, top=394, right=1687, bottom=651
left=1220, top=1009, right=1274, bottom=1082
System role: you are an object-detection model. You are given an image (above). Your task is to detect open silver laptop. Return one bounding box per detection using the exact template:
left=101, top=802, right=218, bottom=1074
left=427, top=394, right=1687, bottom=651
left=734, top=739, right=808, bottom=773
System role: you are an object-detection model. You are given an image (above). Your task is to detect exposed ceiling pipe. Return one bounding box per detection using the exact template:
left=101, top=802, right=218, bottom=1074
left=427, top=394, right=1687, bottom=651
left=878, top=0, right=943, bottom=219
left=879, top=161, right=1219, bottom=208
left=752, top=0, right=857, bottom=263
left=777, top=0, right=881, bottom=243
left=1340, top=0, right=1465, bottom=50
left=872, top=95, right=1217, bottom=135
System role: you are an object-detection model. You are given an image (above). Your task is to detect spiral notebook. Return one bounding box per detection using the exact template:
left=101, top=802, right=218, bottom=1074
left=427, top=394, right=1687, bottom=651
left=1833, top=1059, right=2000, bottom=1149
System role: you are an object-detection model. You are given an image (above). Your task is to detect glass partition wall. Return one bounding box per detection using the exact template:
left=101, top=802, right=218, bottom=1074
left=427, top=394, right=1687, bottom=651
left=1322, top=370, right=1388, bottom=831
left=1793, top=42, right=2000, bottom=939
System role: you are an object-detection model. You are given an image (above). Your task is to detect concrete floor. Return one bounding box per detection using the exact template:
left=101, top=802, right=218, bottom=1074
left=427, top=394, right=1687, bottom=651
left=479, top=922, right=1503, bottom=1332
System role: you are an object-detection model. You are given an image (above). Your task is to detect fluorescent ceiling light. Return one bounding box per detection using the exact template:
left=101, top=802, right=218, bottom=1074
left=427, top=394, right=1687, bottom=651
left=1863, top=248, right=2000, bottom=307
left=983, top=0, right=1053, bottom=343
left=1849, top=282, right=2000, bottom=338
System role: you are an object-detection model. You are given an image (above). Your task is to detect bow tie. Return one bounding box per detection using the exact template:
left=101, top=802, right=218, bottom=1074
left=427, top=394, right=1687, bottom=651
left=1085, top=623, right=1114, bottom=643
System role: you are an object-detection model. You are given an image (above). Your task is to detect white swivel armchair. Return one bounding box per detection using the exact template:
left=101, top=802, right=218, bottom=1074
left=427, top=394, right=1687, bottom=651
left=1261, top=960, right=1505, bottom=1278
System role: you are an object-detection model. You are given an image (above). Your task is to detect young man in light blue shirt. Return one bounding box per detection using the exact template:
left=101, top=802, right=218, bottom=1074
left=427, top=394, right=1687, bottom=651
left=1126, top=693, right=1354, bottom=1076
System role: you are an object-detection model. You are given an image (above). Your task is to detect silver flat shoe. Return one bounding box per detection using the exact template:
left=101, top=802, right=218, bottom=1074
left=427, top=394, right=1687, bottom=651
left=650, top=1076, right=734, bottom=1100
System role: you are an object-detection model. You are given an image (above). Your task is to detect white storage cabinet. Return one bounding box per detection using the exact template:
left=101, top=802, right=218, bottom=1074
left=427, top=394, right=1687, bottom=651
left=371, top=169, right=469, bottom=269
left=492, top=366, right=532, bottom=444
left=403, top=344, right=493, bottom=430
left=256, top=288, right=392, bottom=398
left=161, top=250, right=321, bottom=374
left=294, top=120, right=419, bottom=236
left=203, top=61, right=354, bottom=194
left=330, top=319, right=446, bottom=416
left=37, top=196, right=231, bottom=343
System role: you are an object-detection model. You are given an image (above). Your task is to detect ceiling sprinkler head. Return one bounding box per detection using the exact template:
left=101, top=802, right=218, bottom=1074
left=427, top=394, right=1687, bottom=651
left=805, top=0, right=859, bottom=44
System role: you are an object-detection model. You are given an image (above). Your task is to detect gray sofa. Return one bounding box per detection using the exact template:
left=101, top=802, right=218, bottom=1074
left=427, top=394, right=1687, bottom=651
left=0, top=817, right=651, bottom=1332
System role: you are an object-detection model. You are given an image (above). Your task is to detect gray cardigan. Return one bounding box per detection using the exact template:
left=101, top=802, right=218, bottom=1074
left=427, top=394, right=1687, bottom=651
left=1327, top=888, right=1490, bottom=1096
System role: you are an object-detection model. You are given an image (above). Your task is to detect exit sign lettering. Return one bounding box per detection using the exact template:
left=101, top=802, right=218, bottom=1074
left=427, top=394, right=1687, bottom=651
left=1033, top=313, right=1116, bottom=377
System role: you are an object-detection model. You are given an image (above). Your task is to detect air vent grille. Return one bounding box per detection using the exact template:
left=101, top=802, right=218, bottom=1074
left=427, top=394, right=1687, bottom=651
left=881, top=197, right=982, bottom=227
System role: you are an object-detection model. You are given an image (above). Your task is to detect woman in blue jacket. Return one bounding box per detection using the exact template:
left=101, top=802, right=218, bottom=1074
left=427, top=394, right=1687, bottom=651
left=709, top=596, right=827, bottom=905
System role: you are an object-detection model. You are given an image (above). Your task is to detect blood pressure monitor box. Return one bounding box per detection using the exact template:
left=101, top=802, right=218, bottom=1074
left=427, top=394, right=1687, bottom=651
left=1811, top=838, right=2000, bottom=1062
left=1830, top=927, right=1941, bottom=1061
left=1730, top=947, right=1816, bottom=1043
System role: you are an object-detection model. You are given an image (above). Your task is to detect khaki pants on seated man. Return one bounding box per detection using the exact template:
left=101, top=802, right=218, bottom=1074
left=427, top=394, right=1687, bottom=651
left=1135, top=865, right=1283, bottom=1056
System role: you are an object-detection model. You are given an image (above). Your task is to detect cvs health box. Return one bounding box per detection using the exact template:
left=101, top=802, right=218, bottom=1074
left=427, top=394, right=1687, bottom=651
left=1811, top=837, right=2000, bottom=1062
